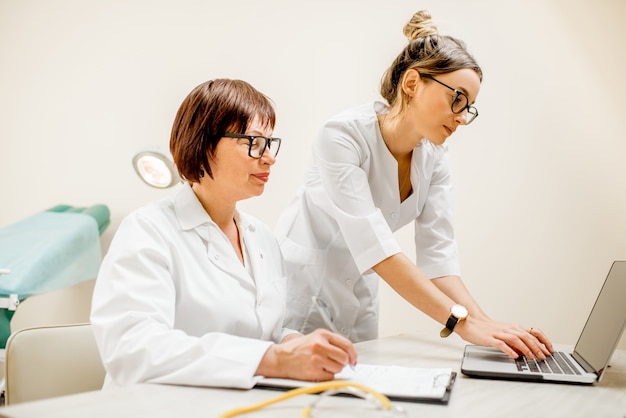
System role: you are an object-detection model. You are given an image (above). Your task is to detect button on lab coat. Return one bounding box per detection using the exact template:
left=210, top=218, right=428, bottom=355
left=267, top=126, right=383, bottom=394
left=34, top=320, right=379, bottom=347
left=275, top=101, right=460, bottom=342
left=91, top=184, right=292, bottom=389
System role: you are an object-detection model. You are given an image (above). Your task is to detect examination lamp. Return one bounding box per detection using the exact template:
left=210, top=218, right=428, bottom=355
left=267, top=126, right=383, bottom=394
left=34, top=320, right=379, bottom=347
left=132, top=148, right=181, bottom=188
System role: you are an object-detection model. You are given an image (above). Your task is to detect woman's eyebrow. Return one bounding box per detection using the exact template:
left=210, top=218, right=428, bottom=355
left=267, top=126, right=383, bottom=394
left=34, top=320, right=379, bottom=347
left=456, top=85, right=469, bottom=96
left=247, top=129, right=272, bottom=136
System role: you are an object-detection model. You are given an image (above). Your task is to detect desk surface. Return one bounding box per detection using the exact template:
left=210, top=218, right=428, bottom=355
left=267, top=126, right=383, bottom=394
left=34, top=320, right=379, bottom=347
left=0, top=331, right=624, bottom=418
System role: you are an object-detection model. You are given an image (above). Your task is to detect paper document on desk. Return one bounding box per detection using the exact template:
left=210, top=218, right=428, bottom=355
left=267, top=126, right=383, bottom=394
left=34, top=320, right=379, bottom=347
left=256, top=363, right=456, bottom=404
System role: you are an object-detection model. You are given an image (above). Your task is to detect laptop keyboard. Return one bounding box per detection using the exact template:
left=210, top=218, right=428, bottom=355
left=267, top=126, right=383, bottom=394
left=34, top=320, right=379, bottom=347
left=515, top=351, right=581, bottom=375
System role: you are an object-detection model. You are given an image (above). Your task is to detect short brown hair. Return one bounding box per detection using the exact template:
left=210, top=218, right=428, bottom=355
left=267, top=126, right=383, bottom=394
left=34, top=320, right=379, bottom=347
left=170, top=79, right=276, bottom=182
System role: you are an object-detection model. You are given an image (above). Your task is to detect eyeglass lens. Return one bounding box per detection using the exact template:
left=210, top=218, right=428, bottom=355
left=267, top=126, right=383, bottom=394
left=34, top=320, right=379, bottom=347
left=249, top=137, right=281, bottom=158
left=451, top=94, right=467, bottom=114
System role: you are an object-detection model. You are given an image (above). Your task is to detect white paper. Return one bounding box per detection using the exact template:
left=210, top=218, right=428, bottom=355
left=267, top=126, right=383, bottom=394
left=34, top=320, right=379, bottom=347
left=257, top=363, right=453, bottom=400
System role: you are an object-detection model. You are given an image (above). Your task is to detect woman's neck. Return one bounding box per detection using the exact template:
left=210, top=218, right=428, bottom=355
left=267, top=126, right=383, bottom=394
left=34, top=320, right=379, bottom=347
left=191, top=182, right=236, bottom=229
left=192, top=182, right=244, bottom=264
left=378, top=111, right=418, bottom=160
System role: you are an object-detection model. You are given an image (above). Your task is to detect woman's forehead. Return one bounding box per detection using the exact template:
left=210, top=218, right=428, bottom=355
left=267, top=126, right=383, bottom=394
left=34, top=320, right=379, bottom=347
left=437, top=69, right=481, bottom=101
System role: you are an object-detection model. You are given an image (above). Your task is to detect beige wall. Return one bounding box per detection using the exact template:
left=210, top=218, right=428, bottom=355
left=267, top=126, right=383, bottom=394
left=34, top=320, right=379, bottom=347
left=1, top=0, right=625, bottom=349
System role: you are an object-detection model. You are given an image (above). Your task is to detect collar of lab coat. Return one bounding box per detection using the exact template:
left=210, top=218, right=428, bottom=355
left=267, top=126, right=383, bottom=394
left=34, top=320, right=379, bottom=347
left=173, top=183, right=252, bottom=233
left=172, top=183, right=272, bottom=301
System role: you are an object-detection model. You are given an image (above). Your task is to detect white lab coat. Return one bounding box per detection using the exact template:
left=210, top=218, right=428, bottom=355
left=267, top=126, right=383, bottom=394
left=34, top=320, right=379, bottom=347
left=275, top=101, right=460, bottom=342
left=91, top=183, right=293, bottom=389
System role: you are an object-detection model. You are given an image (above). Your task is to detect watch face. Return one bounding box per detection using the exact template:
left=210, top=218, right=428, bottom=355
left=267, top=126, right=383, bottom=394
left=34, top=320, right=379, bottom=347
left=451, top=304, right=468, bottom=319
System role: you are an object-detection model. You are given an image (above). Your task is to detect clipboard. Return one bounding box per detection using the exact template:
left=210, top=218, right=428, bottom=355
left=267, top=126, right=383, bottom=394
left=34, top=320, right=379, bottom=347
left=256, top=363, right=457, bottom=405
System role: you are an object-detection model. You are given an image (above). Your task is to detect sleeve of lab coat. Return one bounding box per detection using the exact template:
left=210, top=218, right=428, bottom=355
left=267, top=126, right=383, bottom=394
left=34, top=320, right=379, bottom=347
left=313, top=121, right=401, bottom=273
left=90, top=213, right=273, bottom=390
left=413, top=153, right=460, bottom=278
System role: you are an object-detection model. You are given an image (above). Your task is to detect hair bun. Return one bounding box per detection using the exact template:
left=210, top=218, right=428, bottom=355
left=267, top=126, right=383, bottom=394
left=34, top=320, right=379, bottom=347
left=403, top=10, right=439, bottom=41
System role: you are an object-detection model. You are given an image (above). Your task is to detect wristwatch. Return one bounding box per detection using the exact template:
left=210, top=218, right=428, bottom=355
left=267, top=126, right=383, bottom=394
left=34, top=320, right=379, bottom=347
left=440, top=304, right=468, bottom=338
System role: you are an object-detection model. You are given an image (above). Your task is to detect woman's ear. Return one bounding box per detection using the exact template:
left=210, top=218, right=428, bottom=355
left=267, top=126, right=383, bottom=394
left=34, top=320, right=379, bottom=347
left=401, top=69, right=422, bottom=98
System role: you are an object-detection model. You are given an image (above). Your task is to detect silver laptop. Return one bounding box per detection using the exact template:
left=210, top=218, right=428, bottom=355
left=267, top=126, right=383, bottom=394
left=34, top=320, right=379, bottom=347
left=461, top=260, right=626, bottom=384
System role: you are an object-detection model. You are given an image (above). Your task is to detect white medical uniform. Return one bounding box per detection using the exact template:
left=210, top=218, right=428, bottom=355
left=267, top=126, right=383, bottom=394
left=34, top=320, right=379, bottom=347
left=91, top=183, right=293, bottom=389
left=275, top=101, right=460, bottom=342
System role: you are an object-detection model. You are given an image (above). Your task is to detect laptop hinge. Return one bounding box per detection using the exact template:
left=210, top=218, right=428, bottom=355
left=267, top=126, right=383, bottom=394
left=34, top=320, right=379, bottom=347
left=571, top=351, right=599, bottom=377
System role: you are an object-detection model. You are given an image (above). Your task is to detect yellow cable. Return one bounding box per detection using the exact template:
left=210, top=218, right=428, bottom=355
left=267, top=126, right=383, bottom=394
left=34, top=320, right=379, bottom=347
left=218, top=380, right=392, bottom=418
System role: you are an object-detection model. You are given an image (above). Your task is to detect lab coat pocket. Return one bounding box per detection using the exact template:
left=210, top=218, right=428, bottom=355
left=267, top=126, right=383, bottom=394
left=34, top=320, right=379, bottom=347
left=280, top=236, right=326, bottom=266
left=280, top=236, right=327, bottom=291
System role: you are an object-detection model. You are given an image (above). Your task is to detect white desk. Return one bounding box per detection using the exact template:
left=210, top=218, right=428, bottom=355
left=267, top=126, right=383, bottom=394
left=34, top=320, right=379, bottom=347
left=0, top=331, right=624, bottom=418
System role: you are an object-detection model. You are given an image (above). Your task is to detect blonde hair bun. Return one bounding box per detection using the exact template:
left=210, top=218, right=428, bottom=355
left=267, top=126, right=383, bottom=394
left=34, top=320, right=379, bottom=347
left=403, top=10, right=439, bottom=41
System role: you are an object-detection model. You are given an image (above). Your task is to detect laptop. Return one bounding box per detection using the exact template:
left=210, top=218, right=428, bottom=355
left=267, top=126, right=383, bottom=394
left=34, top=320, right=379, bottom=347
left=461, top=260, right=626, bottom=384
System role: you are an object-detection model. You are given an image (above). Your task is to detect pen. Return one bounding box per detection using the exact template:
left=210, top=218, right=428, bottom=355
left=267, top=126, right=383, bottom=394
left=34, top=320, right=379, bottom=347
left=311, top=296, right=356, bottom=372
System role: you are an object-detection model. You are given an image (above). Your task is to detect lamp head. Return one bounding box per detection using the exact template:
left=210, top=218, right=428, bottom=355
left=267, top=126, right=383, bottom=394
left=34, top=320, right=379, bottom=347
left=132, top=149, right=181, bottom=188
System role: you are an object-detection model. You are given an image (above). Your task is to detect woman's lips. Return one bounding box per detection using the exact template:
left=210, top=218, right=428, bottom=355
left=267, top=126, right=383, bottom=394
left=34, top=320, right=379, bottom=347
left=253, top=173, right=270, bottom=183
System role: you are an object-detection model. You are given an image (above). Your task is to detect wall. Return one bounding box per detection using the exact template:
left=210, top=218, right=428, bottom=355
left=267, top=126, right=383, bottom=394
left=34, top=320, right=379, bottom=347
left=1, top=0, right=625, bottom=349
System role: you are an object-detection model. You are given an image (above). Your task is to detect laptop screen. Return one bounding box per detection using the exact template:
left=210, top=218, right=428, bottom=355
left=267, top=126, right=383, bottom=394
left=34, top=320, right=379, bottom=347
left=573, top=261, right=626, bottom=378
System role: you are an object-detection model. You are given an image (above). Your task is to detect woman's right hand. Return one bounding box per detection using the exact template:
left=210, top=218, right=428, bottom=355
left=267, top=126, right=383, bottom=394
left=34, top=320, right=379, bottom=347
left=257, top=329, right=357, bottom=381
left=455, top=316, right=554, bottom=360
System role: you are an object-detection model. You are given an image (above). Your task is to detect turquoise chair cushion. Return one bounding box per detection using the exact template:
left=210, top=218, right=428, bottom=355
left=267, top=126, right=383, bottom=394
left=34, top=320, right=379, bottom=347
left=0, top=204, right=110, bottom=348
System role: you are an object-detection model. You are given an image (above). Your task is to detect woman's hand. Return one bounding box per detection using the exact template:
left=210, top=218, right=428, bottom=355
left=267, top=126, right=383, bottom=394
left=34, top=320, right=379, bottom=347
left=256, top=329, right=357, bottom=381
left=456, top=317, right=554, bottom=360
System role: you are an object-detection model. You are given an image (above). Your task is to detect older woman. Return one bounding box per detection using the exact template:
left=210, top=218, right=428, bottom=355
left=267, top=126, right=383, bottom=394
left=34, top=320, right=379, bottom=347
left=91, top=79, right=356, bottom=390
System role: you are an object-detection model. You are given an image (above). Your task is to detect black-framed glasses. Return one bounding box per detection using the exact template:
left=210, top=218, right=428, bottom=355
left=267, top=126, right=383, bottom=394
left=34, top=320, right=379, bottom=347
left=223, top=133, right=282, bottom=159
left=422, top=74, right=479, bottom=125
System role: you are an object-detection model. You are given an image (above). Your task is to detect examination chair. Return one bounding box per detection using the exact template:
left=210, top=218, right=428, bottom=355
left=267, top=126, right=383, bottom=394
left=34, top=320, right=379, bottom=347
left=0, top=204, right=110, bottom=347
